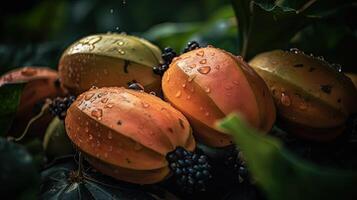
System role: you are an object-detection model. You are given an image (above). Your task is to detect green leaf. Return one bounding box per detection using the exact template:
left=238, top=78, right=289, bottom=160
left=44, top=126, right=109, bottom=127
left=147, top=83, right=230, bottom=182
left=0, top=83, right=25, bottom=136
left=231, top=0, right=310, bottom=59
left=0, top=137, right=40, bottom=200
left=217, top=113, right=357, bottom=200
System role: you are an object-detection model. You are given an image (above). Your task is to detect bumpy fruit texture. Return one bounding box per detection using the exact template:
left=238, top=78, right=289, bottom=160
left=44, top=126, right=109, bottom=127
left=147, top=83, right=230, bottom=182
left=65, top=87, right=195, bottom=184
left=59, top=34, right=163, bottom=95
left=162, top=47, right=276, bottom=147
left=249, top=50, right=357, bottom=141
left=0, top=67, right=67, bottom=137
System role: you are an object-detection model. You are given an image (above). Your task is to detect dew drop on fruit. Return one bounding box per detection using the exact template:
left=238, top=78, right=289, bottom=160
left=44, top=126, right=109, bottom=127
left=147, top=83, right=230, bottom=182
left=89, top=134, right=93, bottom=140
left=175, top=90, right=182, bottom=98
left=205, top=112, right=210, bottom=117
left=205, top=87, right=211, bottom=93
left=196, top=50, right=204, bottom=57
left=224, top=84, right=233, bottom=90
left=91, top=108, right=103, bottom=119
left=134, top=142, right=143, bottom=151
left=101, top=98, right=109, bottom=103
left=142, top=102, right=150, bottom=108
left=182, top=83, right=187, bottom=88
left=232, top=80, right=239, bottom=85
left=108, top=132, right=113, bottom=139
left=186, top=95, right=191, bottom=100
left=215, top=65, right=220, bottom=70
left=21, top=67, right=37, bottom=76
left=199, top=59, right=207, bottom=64
left=281, top=93, right=291, bottom=106
left=85, top=127, right=89, bottom=133
left=105, top=103, right=114, bottom=108
left=198, top=66, right=211, bottom=74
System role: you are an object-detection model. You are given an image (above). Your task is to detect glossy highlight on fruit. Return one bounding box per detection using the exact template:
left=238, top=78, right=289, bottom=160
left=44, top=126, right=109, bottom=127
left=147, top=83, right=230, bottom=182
left=249, top=50, right=357, bottom=140
left=59, top=33, right=163, bottom=95
left=162, top=47, right=276, bottom=147
left=0, top=66, right=67, bottom=137
left=65, top=87, right=195, bottom=184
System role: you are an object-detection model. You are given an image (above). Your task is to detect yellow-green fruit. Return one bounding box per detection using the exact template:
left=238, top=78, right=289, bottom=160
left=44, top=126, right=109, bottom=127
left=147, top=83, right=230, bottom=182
left=59, top=34, right=162, bottom=95
left=249, top=50, right=357, bottom=141
left=43, top=117, right=73, bottom=158
left=346, top=73, right=357, bottom=89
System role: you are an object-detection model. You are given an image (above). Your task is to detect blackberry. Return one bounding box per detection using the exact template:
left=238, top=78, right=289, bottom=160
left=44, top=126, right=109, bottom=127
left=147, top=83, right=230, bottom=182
left=128, top=81, right=144, bottom=91
left=183, top=41, right=200, bottom=53
left=224, top=146, right=250, bottom=182
left=166, top=147, right=212, bottom=193
left=153, top=47, right=177, bottom=76
left=49, top=95, right=76, bottom=120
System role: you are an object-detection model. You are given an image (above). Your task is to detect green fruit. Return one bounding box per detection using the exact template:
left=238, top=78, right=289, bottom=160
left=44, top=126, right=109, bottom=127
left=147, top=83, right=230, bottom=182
left=249, top=50, right=357, bottom=141
left=43, top=117, right=73, bottom=158
left=59, top=33, right=163, bottom=95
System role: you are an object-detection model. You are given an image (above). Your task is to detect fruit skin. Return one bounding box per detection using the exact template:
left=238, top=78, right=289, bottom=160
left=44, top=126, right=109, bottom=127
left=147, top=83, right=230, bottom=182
left=65, top=87, right=195, bottom=184
left=162, top=47, right=276, bottom=147
left=0, top=67, right=67, bottom=137
left=346, top=73, right=357, bottom=89
left=249, top=50, right=357, bottom=141
left=59, top=34, right=163, bottom=95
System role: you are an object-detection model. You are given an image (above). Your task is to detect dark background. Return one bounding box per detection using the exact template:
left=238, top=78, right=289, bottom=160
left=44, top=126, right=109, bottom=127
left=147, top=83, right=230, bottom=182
left=0, top=0, right=356, bottom=74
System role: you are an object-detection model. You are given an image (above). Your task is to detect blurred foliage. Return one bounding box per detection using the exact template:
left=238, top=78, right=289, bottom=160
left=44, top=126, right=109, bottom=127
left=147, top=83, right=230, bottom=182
left=231, top=0, right=357, bottom=72
left=0, top=138, right=40, bottom=200
left=218, top=114, right=357, bottom=200
left=0, top=83, right=24, bottom=136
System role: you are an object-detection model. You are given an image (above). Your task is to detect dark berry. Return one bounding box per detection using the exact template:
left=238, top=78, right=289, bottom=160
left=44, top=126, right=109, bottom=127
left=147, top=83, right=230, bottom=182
left=183, top=41, right=200, bottom=53
left=49, top=95, right=76, bottom=120
left=128, top=82, right=144, bottom=91
left=166, top=146, right=212, bottom=193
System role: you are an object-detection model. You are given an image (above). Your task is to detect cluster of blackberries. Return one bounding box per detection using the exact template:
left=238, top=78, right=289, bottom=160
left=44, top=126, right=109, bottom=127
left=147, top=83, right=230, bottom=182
left=167, top=147, right=212, bottom=193
left=49, top=96, right=76, bottom=120
left=153, top=47, right=177, bottom=76
left=224, top=147, right=249, bottom=182
left=183, top=41, right=200, bottom=53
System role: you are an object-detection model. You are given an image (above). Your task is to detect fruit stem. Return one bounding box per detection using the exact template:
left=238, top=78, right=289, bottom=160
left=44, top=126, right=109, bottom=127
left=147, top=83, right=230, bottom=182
left=14, top=99, right=50, bottom=142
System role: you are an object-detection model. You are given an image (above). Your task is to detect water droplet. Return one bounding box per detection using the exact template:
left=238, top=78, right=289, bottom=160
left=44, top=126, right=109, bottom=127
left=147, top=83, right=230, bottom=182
left=205, top=112, right=210, bottom=116
left=85, top=127, right=89, bottom=133
left=189, top=64, right=197, bottom=68
left=199, top=59, right=207, bottom=64
left=142, top=102, right=150, bottom=108
left=196, top=50, right=204, bottom=57
left=89, top=134, right=93, bottom=140
left=108, top=132, right=113, bottom=139
left=149, top=91, right=156, bottom=96
left=182, top=83, right=187, bottom=88
left=232, top=80, right=239, bottom=85
left=134, top=142, right=143, bottom=151
left=281, top=93, right=291, bottom=106
left=188, top=74, right=196, bottom=82
left=186, top=95, right=191, bottom=100
left=110, top=9, right=114, bottom=13
left=198, top=66, right=211, bottom=74
left=215, top=65, right=220, bottom=70
left=205, top=87, right=211, bottom=93
left=21, top=67, right=37, bottom=76
left=189, top=87, right=195, bottom=93
left=91, top=108, right=103, bottom=119
left=105, top=103, right=114, bottom=108
left=101, top=98, right=108, bottom=103
left=115, top=27, right=120, bottom=31
left=175, top=91, right=182, bottom=98
left=118, top=49, right=125, bottom=55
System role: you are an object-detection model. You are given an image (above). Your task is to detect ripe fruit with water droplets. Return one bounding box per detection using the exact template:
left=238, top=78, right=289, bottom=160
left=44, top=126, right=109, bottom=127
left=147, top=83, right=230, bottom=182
left=65, top=87, right=197, bottom=184
left=162, top=47, right=276, bottom=147
left=0, top=67, right=67, bottom=137
left=249, top=50, right=357, bottom=141
left=59, top=34, right=163, bottom=95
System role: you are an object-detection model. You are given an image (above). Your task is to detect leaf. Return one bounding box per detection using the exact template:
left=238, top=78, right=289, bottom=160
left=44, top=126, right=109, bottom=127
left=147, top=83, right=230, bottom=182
left=0, top=83, right=24, bottom=136
left=217, top=113, right=357, bottom=200
left=0, top=137, right=40, bottom=200
left=231, top=0, right=311, bottom=59
left=40, top=158, right=156, bottom=200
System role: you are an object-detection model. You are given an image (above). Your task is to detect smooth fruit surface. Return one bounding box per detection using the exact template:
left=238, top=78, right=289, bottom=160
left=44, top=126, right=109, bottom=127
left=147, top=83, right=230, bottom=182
left=249, top=50, right=357, bottom=140
left=0, top=67, right=66, bottom=137
left=162, top=47, right=276, bottom=147
left=59, top=34, right=162, bottom=95
left=65, top=87, right=195, bottom=184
